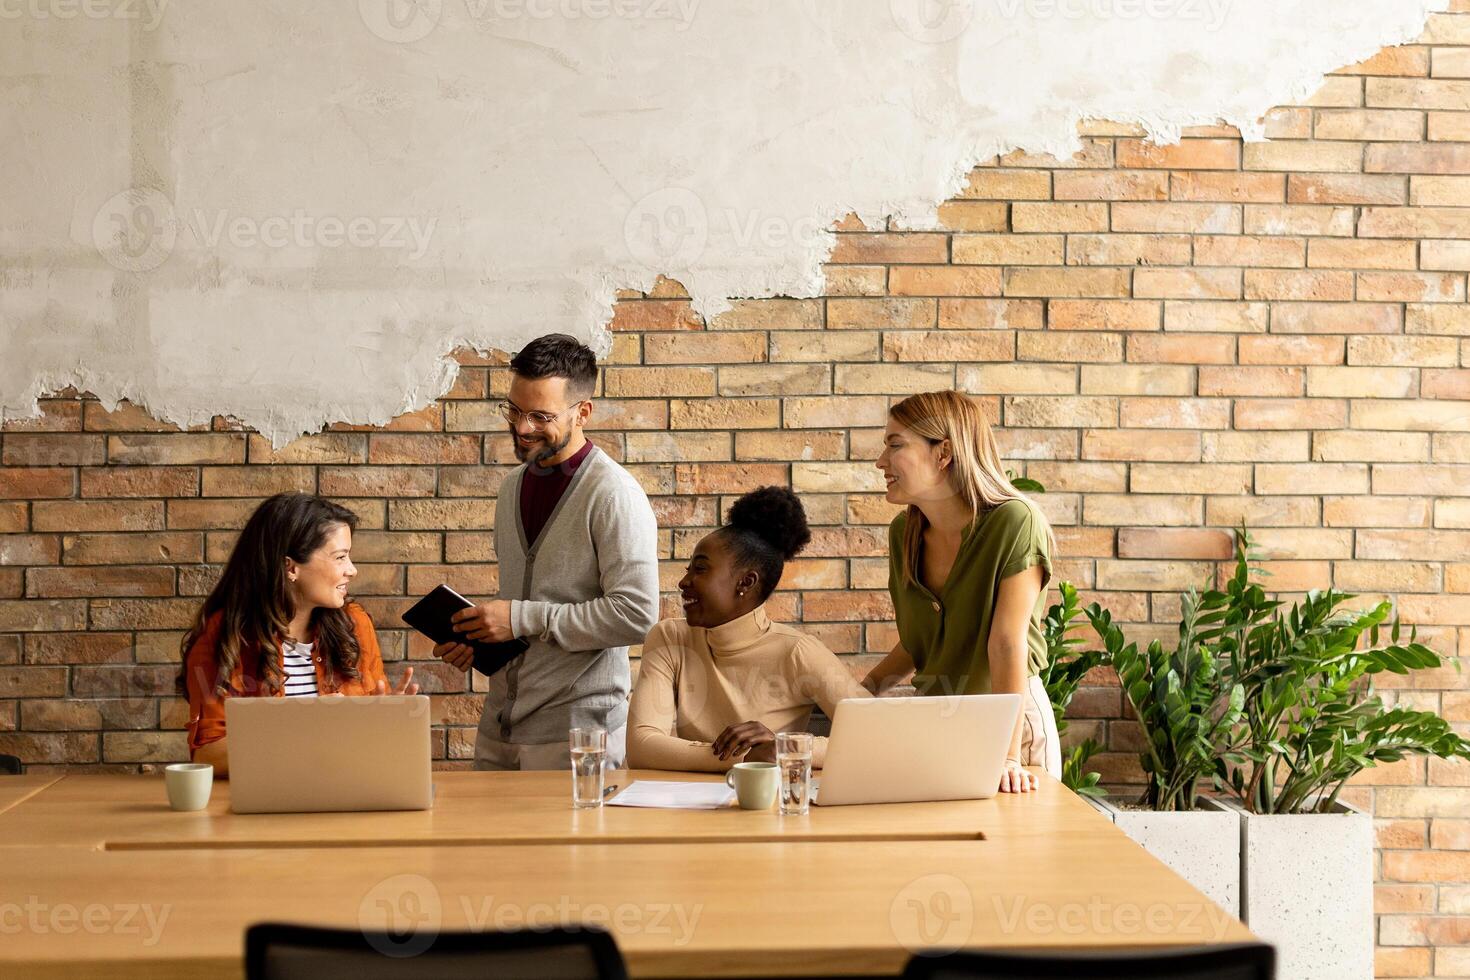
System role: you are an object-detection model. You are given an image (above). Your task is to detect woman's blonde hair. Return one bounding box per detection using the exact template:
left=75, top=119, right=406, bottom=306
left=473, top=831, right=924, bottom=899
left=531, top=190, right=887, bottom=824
left=889, top=390, right=1056, bottom=587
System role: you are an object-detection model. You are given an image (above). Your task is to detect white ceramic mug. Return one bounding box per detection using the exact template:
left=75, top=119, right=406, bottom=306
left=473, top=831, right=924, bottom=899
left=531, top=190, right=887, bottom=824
left=725, top=761, right=779, bottom=810
left=164, top=762, right=213, bottom=811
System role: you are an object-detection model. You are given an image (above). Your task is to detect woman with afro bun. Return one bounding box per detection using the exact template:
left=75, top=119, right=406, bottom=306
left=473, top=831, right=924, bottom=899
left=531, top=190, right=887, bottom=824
left=628, top=486, right=869, bottom=770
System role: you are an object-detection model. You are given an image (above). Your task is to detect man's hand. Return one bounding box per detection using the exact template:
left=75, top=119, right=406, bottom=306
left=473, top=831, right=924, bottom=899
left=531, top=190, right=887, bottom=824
left=433, top=641, right=476, bottom=672
left=451, top=600, right=515, bottom=644
left=712, top=721, right=776, bottom=763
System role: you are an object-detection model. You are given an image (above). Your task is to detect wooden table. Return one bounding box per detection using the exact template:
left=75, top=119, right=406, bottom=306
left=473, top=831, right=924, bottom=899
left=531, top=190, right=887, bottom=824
left=0, top=770, right=1253, bottom=978
left=0, top=770, right=1104, bottom=850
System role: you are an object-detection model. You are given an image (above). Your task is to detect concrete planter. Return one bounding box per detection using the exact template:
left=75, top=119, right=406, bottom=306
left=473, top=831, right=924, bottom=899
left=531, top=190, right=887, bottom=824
left=1227, top=799, right=1373, bottom=980
left=1087, top=795, right=1239, bottom=918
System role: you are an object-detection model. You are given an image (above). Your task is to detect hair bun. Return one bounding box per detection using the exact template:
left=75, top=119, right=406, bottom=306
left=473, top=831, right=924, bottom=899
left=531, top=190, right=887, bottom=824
left=727, top=486, right=811, bottom=561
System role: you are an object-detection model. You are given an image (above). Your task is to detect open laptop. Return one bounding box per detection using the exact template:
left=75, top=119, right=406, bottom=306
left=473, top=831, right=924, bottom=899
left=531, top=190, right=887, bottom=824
left=225, top=695, right=434, bottom=814
left=813, top=694, right=1021, bottom=806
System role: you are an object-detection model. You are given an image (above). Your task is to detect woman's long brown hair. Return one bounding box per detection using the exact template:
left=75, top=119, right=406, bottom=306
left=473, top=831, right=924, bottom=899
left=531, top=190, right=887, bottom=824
left=177, top=493, right=364, bottom=697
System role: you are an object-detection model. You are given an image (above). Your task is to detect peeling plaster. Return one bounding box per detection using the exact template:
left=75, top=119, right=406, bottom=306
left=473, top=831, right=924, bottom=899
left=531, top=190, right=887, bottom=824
left=0, top=0, right=1448, bottom=444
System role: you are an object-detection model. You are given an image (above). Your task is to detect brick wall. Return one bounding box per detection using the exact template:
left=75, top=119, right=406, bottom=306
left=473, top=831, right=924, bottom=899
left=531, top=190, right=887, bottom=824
left=6, top=13, right=1470, bottom=978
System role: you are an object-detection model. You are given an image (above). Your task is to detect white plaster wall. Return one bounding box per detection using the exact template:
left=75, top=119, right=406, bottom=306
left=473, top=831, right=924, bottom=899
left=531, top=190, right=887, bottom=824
left=0, top=0, right=1446, bottom=442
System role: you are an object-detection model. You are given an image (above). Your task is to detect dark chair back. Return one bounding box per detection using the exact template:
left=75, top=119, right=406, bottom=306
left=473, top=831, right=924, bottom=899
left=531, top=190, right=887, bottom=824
left=245, top=923, right=628, bottom=980
left=0, top=754, right=21, bottom=775
left=902, top=943, right=1274, bottom=980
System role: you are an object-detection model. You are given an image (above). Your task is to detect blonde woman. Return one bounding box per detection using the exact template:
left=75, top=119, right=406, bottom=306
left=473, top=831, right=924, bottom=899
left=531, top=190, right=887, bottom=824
left=863, top=390, right=1061, bottom=793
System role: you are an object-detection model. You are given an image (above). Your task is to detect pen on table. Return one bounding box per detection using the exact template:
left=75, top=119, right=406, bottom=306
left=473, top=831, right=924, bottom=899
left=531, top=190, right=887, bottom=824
left=602, top=784, right=619, bottom=798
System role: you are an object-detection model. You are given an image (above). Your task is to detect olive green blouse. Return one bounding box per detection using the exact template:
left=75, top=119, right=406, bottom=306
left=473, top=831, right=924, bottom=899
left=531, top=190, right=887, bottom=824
left=887, top=499, right=1053, bottom=696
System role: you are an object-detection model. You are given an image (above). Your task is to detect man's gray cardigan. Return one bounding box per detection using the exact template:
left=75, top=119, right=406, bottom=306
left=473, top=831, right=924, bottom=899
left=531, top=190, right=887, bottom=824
left=486, top=445, right=660, bottom=744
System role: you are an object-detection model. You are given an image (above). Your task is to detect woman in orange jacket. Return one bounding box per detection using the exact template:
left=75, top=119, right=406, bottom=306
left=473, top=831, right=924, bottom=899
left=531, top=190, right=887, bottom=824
left=178, top=493, right=418, bottom=777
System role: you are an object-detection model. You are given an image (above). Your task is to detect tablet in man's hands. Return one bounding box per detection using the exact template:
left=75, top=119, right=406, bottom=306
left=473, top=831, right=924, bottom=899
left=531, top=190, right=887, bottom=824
left=401, top=585, right=529, bottom=678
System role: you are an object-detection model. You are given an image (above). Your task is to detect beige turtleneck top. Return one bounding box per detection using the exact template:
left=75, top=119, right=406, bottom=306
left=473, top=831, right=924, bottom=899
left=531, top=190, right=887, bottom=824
left=627, top=605, right=869, bottom=771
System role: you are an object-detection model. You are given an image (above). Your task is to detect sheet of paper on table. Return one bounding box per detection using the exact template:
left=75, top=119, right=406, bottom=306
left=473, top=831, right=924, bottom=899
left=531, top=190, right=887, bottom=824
left=605, top=780, right=736, bottom=810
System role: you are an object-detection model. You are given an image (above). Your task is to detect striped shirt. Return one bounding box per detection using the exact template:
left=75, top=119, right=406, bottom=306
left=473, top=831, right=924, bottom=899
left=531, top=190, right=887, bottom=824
left=282, top=639, right=318, bottom=697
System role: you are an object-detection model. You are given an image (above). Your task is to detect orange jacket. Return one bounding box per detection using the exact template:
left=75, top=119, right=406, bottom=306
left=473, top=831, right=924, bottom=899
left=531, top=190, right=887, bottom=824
left=183, top=603, right=388, bottom=753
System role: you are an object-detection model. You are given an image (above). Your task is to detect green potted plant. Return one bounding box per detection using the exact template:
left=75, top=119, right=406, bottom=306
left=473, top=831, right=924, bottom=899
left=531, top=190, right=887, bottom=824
left=1079, top=582, right=1245, bottom=917
left=1039, top=581, right=1107, bottom=799
left=1042, top=527, right=1468, bottom=973
left=1207, top=532, right=1470, bottom=980
left=1024, top=474, right=1111, bottom=797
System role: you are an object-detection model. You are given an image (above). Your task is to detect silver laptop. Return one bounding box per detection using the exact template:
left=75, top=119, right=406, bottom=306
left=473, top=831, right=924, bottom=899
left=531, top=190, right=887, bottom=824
left=225, top=695, right=434, bottom=813
left=813, top=694, right=1021, bottom=806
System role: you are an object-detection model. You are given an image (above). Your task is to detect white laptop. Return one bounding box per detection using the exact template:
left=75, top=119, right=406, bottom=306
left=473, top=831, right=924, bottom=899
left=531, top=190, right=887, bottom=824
left=225, top=695, right=434, bottom=814
left=813, top=694, right=1021, bottom=806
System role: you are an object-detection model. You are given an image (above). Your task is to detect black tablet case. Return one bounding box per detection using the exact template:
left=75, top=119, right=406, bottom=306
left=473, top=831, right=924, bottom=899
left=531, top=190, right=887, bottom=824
left=401, top=585, right=529, bottom=679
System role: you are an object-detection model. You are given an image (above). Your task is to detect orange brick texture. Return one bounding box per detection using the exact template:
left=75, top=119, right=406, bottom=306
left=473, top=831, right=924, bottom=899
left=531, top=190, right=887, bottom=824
left=7, top=13, right=1470, bottom=978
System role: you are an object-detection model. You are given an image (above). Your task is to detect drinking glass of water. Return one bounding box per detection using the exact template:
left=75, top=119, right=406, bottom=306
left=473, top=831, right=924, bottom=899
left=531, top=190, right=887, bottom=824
left=569, top=727, right=607, bottom=808
left=776, top=731, right=814, bottom=816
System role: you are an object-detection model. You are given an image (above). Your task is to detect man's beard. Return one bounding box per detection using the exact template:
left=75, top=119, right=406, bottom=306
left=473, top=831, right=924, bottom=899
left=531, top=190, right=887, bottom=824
left=512, top=427, right=573, bottom=466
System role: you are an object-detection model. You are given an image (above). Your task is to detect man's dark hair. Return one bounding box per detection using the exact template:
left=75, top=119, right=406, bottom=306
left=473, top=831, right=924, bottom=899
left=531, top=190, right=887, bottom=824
left=509, top=334, right=599, bottom=399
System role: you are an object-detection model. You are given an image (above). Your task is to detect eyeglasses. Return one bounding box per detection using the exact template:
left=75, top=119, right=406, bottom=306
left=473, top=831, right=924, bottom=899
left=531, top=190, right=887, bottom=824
left=497, top=401, right=584, bottom=431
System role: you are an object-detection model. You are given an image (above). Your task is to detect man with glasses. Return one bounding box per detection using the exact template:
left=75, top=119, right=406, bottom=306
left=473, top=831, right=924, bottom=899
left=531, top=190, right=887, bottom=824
left=433, top=334, right=660, bottom=770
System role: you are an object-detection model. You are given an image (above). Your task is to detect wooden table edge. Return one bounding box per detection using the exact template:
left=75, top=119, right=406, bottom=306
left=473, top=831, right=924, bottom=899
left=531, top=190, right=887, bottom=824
left=97, top=829, right=986, bottom=851
left=2, top=934, right=1258, bottom=980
